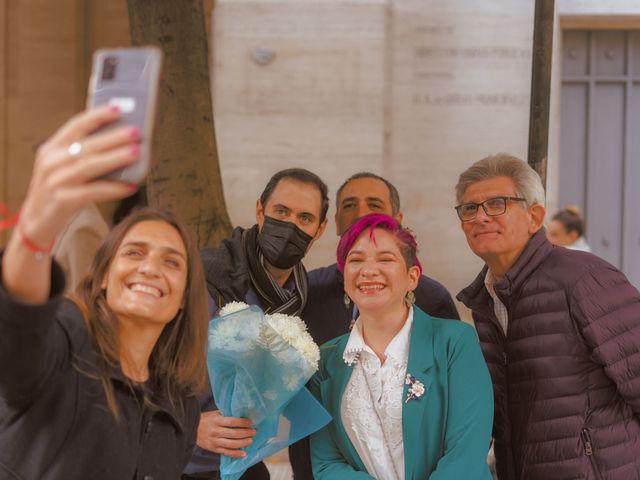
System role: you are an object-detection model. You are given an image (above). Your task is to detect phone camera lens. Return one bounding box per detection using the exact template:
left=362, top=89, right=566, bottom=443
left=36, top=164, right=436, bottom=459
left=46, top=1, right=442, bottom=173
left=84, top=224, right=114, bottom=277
left=102, top=56, right=117, bottom=81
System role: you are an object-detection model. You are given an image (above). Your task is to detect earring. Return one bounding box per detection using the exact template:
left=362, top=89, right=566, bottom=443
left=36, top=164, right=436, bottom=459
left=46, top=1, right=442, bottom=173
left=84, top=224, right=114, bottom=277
left=405, top=290, right=416, bottom=306
left=343, top=292, right=351, bottom=307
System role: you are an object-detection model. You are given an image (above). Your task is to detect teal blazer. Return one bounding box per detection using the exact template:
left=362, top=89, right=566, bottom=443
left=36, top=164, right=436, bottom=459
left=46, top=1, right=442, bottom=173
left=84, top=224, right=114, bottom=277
left=309, top=307, right=494, bottom=479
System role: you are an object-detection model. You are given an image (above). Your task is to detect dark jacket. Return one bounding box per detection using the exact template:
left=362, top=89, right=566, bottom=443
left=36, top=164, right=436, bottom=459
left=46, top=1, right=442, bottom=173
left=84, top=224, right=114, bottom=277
left=457, top=229, right=640, bottom=480
left=200, top=227, right=251, bottom=306
left=289, top=263, right=460, bottom=479
left=0, top=262, right=199, bottom=480
left=185, top=229, right=276, bottom=480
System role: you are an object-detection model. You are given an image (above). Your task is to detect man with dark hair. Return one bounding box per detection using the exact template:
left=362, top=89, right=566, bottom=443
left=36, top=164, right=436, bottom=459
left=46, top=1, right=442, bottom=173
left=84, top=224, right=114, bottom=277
left=259, top=168, right=330, bottom=225
left=304, top=172, right=459, bottom=345
left=183, top=168, right=328, bottom=480
left=289, top=171, right=459, bottom=479
left=335, top=171, right=401, bottom=218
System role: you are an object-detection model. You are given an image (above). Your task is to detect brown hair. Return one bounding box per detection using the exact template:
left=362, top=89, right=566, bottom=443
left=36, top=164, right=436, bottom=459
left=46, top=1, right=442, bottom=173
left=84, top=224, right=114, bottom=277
left=75, top=208, right=208, bottom=417
left=260, top=168, right=330, bottom=224
left=552, top=205, right=585, bottom=237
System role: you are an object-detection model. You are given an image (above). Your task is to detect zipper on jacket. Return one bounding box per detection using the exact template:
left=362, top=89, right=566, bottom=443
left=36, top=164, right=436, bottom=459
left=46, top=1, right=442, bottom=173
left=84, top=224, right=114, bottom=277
left=502, top=306, right=517, bottom=480
left=580, top=429, right=593, bottom=455
left=580, top=428, right=593, bottom=457
left=580, top=429, right=603, bottom=480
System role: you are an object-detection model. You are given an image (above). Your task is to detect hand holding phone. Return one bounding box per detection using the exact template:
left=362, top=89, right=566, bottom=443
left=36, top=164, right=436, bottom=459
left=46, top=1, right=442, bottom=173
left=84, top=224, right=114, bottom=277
left=87, top=47, right=162, bottom=184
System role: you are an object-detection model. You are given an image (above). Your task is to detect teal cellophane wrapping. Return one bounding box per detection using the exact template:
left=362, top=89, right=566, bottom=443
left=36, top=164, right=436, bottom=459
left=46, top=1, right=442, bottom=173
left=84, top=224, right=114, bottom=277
left=206, top=305, right=331, bottom=480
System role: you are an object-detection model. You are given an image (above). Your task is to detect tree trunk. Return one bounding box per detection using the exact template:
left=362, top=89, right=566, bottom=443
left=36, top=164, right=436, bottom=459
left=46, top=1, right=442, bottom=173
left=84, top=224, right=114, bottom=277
left=127, top=0, right=232, bottom=247
left=527, top=0, right=554, bottom=189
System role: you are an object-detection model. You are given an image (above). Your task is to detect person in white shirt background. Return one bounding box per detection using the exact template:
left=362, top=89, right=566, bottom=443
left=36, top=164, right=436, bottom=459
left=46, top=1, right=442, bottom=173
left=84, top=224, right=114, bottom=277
left=546, top=205, right=591, bottom=252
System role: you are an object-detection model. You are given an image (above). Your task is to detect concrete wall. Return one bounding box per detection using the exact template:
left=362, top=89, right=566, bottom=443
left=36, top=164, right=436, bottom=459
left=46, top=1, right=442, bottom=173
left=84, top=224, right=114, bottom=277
left=387, top=0, right=534, bottom=311
left=3, top=1, right=636, bottom=316
left=211, top=0, right=388, bottom=262
left=212, top=0, right=537, bottom=317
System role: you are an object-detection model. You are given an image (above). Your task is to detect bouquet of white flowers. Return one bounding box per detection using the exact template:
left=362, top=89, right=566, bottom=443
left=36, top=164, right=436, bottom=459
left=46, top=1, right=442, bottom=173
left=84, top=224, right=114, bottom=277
left=207, top=302, right=331, bottom=480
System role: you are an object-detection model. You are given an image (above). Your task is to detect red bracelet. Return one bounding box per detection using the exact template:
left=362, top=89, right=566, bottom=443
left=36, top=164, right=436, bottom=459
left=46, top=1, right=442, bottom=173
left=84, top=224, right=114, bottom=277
left=17, top=222, right=55, bottom=261
left=0, top=202, right=19, bottom=229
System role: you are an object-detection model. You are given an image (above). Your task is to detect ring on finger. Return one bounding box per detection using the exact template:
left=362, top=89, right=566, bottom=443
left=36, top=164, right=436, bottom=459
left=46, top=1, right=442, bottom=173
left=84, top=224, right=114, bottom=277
left=68, top=141, right=83, bottom=158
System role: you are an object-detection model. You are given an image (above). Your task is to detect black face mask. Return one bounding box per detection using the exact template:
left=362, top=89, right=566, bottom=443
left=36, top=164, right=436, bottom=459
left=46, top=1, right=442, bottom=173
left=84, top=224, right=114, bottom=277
left=258, top=216, right=314, bottom=269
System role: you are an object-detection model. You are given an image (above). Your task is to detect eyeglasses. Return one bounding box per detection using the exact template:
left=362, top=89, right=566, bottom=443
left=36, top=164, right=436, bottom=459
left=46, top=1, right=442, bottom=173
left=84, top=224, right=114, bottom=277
left=454, top=196, right=527, bottom=222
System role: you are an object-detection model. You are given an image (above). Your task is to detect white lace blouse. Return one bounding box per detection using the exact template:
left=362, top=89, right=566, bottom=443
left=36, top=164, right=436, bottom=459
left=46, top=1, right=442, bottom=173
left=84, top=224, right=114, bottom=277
left=340, top=309, right=413, bottom=480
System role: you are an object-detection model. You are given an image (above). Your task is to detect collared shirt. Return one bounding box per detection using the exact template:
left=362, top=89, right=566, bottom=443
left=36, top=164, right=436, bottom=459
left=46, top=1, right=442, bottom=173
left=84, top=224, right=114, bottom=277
left=291, top=266, right=460, bottom=480
left=340, top=308, right=413, bottom=480
left=567, top=236, right=591, bottom=252
left=484, top=269, right=509, bottom=335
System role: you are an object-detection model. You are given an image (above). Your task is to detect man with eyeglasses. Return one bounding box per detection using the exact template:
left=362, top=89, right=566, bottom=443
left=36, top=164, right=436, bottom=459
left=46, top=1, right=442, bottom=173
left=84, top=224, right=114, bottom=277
left=454, top=154, right=640, bottom=480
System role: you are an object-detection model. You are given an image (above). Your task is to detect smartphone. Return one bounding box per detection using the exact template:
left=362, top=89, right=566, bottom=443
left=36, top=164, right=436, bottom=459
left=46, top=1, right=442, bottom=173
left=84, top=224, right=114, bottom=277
left=87, top=47, right=163, bottom=184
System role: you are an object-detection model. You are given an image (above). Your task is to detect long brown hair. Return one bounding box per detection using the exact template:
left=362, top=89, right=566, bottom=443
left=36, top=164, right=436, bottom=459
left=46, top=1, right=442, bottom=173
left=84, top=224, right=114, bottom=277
left=75, top=208, right=209, bottom=417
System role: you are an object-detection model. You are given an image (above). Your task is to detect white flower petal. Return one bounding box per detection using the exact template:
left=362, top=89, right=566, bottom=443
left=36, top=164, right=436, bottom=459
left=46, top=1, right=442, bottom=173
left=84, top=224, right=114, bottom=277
left=218, top=301, right=250, bottom=316
left=265, top=312, right=320, bottom=371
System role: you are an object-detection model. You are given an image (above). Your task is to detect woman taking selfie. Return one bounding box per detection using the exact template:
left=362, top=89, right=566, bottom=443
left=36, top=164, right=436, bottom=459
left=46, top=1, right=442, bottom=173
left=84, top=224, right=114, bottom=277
left=0, top=106, right=209, bottom=479
left=310, top=213, right=493, bottom=479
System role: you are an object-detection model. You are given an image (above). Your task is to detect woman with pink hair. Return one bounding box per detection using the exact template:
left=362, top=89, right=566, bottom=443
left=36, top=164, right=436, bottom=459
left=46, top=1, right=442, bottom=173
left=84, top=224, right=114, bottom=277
left=310, top=213, right=493, bottom=479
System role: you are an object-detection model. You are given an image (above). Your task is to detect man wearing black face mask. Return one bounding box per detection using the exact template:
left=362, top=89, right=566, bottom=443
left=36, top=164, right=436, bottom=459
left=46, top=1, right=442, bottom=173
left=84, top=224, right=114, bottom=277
left=182, top=168, right=328, bottom=480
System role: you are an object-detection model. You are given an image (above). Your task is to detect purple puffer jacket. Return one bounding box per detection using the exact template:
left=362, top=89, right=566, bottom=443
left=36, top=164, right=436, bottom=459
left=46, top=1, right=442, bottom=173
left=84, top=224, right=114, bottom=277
left=458, top=230, right=640, bottom=480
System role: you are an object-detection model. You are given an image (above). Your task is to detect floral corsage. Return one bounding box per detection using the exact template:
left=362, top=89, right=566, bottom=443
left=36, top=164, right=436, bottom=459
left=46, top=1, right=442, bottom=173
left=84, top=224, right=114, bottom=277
left=405, top=373, right=425, bottom=403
